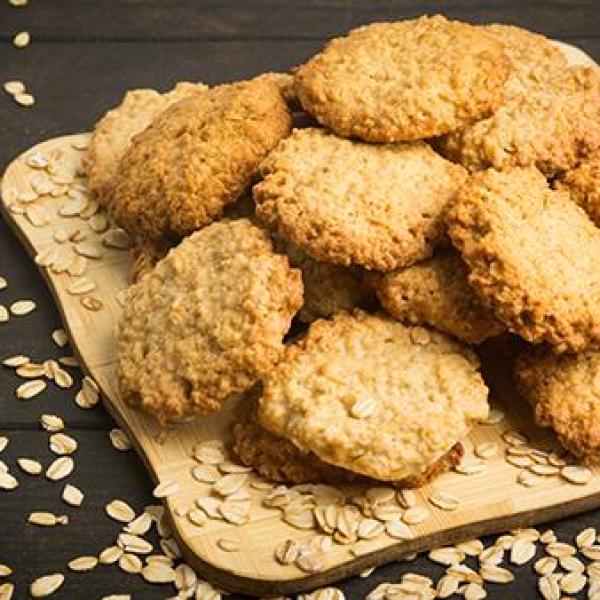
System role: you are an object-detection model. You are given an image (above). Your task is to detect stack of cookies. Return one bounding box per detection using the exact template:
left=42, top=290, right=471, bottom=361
left=83, top=15, right=600, bottom=488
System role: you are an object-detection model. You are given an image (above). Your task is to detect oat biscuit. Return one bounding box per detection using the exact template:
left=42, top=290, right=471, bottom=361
left=258, top=311, right=488, bottom=481
left=515, top=348, right=600, bottom=464
left=556, top=154, right=600, bottom=226
left=85, top=82, right=207, bottom=202
left=108, top=76, right=292, bottom=241
left=373, top=251, right=504, bottom=344
left=293, top=15, right=509, bottom=141
left=254, top=128, right=467, bottom=271
left=447, top=167, right=600, bottom=352
left=117, top=219, right=303, bottom=423
left=438, top=66, right=600, bottom=175
left=233, top=397, right=463, bottom=486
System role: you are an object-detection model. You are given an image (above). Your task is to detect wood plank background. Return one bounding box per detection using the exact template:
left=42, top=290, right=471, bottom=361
left=1, top=2, right=599, bottom=598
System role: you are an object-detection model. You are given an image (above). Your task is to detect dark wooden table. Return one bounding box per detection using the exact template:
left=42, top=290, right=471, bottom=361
left=1, top=2, right=599, bottom=598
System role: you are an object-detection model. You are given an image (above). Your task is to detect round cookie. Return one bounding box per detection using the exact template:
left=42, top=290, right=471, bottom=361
left=437, top=66, right=600, bottom=176
left=293, top=15, right=509, bottom=142
left=447, top=167, right=600, bottom=353
left=233, top=405, right=463, bottom=487
left=85, top=82, right=207, bottom=202
left=254, top=128, right=467, bottom=271
left=556, top=154, right=600, bottom=226
left=515, top=348, right=600, bottom=464
left=107, top=76, right=292, bottom=241
left=373, top=251, right=504, bottom=344
left=257, top=311, right=489, bottom=481
left=117, top=219, right=303, bottom=424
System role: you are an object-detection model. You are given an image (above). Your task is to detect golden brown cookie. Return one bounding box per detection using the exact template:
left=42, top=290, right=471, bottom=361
left=373, top=251, right=504, bottom=344
left=233, top=396, right=463, bottom=487
left=556, top=154, right=600, bottom=226
left=515, top=348, right=600, bottom=464
left=107, top=76, right=292, bottom=241
left=254, top=128, right=467, bottom=271
left=293, top=15, right=509, bottom=141
left=85, top=82, right=207, bottom=202
left=447, top=167, right=600, bottom=353
left=437, top=66, right=600, bottom=176
left=257, top=311, right=488, bottom=481
left=117, top=219, right=303, bottom=424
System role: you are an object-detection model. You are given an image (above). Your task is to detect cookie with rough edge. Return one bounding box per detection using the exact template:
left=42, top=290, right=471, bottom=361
left=372, top=251, right=504, bottom=344
left=293, top=15, right=509, bottom=142
left=437, top=66, right=600, bottom=176
left=117, top=219, right=303, bottom=424
left=515, top=348, right=600, bottom=464
left=254, top=128, right=467, bottom=271
left=107, top=76, right=292, bottom=241
left=233, top=399, right=463, bottom=487
left=84, top=82, right=208, bottom=202
left=556, top=154, right=600, bottom=226
left=257, top=311, right=488, bottom=481
left=447, top=167, right=600, bottom=353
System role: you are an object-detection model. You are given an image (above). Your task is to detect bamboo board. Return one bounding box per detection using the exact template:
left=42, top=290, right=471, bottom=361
left=2, top=41, right=600, bottom=597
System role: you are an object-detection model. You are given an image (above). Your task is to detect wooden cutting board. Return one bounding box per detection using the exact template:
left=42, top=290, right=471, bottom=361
left=1, top=41, right=599, bottom=598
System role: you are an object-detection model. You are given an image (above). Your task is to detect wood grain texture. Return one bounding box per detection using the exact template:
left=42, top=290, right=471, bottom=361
left=3, top=41, right=600, bottom=593
left=1, top=0, right=599, bottom=40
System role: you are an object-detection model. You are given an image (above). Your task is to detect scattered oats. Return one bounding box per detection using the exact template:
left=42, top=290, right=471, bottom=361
left=118, top=533, right=153, bottom=555
left=275, top=539, right=300, bottom=565
left=80, top=296, right=104, bottom=311
left=372, top=503, right=403, bottom=522
left=454, top=457, right=486, bottom=475
left=187, top=509, right=207, bottom=527
left=192, top=464, right=220, bottom=484
left=0, top=471, right=18, bottom=490
left=40, top=414, right=64, bottom=432
left=67, top=255, right=88, bottom=277
left=0, top=437, right=7, bottom=453
left=49, top=433, right=77, bottom=455
left=560, top=571, right=586, bottom=594
left=3, top=355, right=29, bottom=369
left=125, top=512, right=152, bottom=536
left=506, top=454, right=533, bottom=468
left=0, top=565, right=11, bottom=577
left=108, top=428, right=131, bottom=451
left=68, top=556, right=98, bottom=572
left=582, top=545, right=600, bottom=561
left=153, top=480, right=179, bottom=499
left=510, top=538, right=536, bottom=565
left=30, top=573, right=64, bottom=597
left=102, top=228, right=133, bottom=250
left=428, top=547, right=464, bottom=566
left=360, top=567, right=375, bottom=578
left=0, top=306, right=7, bottom=324
left=74, top=241, right=103, bottom=259
left=296, top=550, right=325, bottom=574
left=517, top=470, right=541, bottom=487
left=213, top=473, right=247, bottom=496
left=220, top=500, right=250, bottom=525
left=436, top=574, right=460, bottom=598
left=98, top=546, right=123, bottom=565
left=479, top=545, right=504, bottom=566
left=502, top=430, right=528, bottom=446
left=546, top=542, right=576, bottom=558
left=67, top=277, right=96, bottom=296
left=195, top=581, right=222, bottom=600
left=46, top=456, right=74, bottom=481
left=174, top=563, right=197, bottom=591
left=58, top=355, right=78, bottom=368
left=106, top=499, right=136, bottom=523
left=58, top=195, right=88, bottom=217
left=561, top=465, right=592, bottom=484
left=16, top=379, right=46, bottom=399
left=402, top=506, right=429, bottom=525
left=456, top=539, right=484, bottom=556
left=358, top=518, right=385, bottom=539
left=479, top=564, right=514, bottom=583
left=540, top=529, right=557, bottom=544
left=79, top=199, right=99, bottom=220
left=13, top=31, right=30, bottom=48
left=538, top=574, right=561, bottom=600
left=75, top=376, right=100, bottom=408
left=159, top=538, right=181, bottom=560
left=119, top=553, right=142, bottom=574
left=396, top=488, right=417, bottom=508
left=53, top=367, right=73, bottom=389
left=28, top=512, right=59, bottom=527
left=35, top=247, right=58, bottom=268
left=89, top=213, right=109, bottom=233
left=535, top=556, right=558, bottom=575
left=62, top=483, right=84, bottom=507
left=428, top=490, right=459, bottom=511
left=528, top=463, right=560, bottom=476
left=217, top=538, right=240, bottom=552
left=141, top=562, right=175, bottom=584
left=53, top=228, right=70, bottom=244
left=560, top=555, right=585, bottom=572
left=4, top=80, right=25, bottom=95
left=10, top=299, right=36, bottom=316
left=25, top=204, right=50, bottom=226
left=474, top=442, right=498, bottom=459
left=17, top=362, right=46, bottom=378
left=17, top=458, right=42, bottom=475
left=548, top=453, right=567, bottom=467
left=385, top=519, right=414, bottom=540
left=588, top=561, right=600, bottom=579
left=194, top=443, right=226, bottom=465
